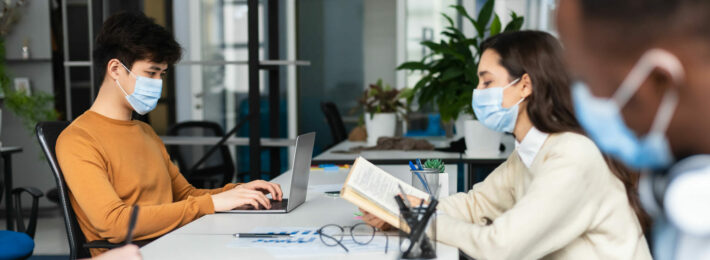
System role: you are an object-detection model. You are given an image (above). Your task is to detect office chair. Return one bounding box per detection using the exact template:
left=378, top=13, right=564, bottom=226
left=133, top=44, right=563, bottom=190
left=167, top=121, right=236, bottom=188
left=36, top=121, right=125, bottom=259
left=0, top=173, right=43, bottom=259
left=320, top=102, right=348, bottom=148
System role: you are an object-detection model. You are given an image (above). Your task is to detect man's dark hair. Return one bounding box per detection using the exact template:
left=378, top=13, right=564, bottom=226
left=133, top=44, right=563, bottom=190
left=93, top=11, right=182, bottom=81
left=578, top=0, right=710, bottom=50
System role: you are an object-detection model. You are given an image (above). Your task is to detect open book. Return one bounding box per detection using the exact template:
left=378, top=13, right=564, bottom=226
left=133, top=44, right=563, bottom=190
left=340, top=157, right=430, bottom=229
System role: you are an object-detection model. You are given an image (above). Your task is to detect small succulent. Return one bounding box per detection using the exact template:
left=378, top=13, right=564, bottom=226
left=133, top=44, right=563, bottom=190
left=423, top=159, right=445, bottom=173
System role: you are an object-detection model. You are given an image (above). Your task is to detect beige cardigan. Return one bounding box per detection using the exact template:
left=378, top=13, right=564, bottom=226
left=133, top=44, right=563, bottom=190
left=436, top=132, right=651, bottom=259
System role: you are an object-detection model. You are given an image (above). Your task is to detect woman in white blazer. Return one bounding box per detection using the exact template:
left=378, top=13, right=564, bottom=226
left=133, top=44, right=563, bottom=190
left=362, top=31, right=652, bottom=260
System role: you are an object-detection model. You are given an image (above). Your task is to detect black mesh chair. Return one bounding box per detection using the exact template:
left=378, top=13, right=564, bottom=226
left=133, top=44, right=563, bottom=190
left=167, top=121, right=236, bottom=189
left=5, top=187, right=44, bottom=238
left=0, top=173, right=43, bottom=238
left=36, top=122, right=123, bottom=259
left=320, top=102, right=347, bottom=147
left=0, top=184, right=43, bottom=259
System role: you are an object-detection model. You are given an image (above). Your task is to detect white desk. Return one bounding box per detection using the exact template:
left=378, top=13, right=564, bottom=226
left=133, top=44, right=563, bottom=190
left=312, top=140, right=463, bottom=165
left=140, top=169, right=458, bottom=259
left=313, top=136, right=514, bottom=165
left=313, top=136, right=515, bottom=190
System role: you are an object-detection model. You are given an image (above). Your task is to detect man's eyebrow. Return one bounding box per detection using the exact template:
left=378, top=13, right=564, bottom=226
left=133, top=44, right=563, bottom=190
left=148, top=65, right=164, bottom=71
left=478, top=70, right=490, bottom=77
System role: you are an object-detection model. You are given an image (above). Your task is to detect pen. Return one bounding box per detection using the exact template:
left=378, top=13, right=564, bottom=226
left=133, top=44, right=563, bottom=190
left=397, top=184, right=412, bottom=208
left=125, top=205, right=139, bottom=244
left=233, top=233, right=292, bottom=238
left=416, top=159, right=424, bottom=170
left=408, top=161, right=418, bottom=170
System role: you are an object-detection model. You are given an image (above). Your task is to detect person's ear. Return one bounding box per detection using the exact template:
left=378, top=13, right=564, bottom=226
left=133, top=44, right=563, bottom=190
left=107, top=59, right=122, bottom=81
left=519, top=73, right=533, bottom=99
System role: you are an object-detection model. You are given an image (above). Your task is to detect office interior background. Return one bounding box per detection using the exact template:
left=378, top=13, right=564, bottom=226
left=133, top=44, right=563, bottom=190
left=0, top=0, right=558, bottom=257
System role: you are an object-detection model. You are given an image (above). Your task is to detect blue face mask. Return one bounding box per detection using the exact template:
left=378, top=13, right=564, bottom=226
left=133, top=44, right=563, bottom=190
left=571, top=49, right=684, bottom=170
left=472, top=78, right=524, bottom=133
left=115, top=62, right=163, bottom=115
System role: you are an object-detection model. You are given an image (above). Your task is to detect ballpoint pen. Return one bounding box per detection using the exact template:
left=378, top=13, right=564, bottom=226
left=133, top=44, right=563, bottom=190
left=408, top=161, right=418, bottom=170
left=233, top=233, right=292, bottom=238
left=125, top=206, right=139, bottom=244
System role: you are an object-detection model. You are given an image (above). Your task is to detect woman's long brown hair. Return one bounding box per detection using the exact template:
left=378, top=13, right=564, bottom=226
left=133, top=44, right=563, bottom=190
left=480, top=31, right=651, bottom=232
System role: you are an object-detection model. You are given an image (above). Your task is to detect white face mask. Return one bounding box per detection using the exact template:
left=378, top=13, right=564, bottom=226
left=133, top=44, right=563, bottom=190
left=115, top=62, right=163, bottom=115
left=471, top=78, right=525, bottom=133
left=571, top=49, right=684, bottom=170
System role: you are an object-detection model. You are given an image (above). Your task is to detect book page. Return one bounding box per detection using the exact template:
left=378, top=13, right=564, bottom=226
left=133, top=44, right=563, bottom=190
left=346, top=157, right=430, bottom=215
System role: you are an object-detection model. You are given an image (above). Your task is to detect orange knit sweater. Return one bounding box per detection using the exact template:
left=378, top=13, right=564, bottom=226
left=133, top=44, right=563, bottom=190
left=56, top=111, right=237, bottom=256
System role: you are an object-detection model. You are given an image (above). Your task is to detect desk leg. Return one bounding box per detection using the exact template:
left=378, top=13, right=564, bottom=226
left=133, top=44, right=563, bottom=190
left=3, top=154, right=13, bottom=230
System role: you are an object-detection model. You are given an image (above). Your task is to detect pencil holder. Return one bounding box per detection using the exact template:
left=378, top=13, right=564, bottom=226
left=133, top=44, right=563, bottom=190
left=410, top=168, right=440, bottom=196
left=398, top=206, right=437, bottom=259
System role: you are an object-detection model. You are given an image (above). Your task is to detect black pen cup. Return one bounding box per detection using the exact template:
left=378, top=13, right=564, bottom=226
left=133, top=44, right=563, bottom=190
left=398, top=206, right=437, bottom=259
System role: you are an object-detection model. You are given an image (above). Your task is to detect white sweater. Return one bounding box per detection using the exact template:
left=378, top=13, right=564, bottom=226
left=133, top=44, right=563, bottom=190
left=435, top=132, right=652, bottom=259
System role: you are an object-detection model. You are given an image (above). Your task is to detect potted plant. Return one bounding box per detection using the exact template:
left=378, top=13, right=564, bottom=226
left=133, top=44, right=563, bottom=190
left=397, top=0, right=523, bottom=154
left=358, top=79, right=410, bottom=146
left=420, top=159, right=449, bottom=196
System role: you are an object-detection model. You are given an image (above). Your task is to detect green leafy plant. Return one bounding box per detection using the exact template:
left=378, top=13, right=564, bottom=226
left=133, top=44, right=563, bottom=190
left=397, top=0, right=524, bottom=122
left=357, top=78, right=412, bottom=119
left=0, top=40, right=59, bottom=135
left=423, top=159, right=445, bottom=173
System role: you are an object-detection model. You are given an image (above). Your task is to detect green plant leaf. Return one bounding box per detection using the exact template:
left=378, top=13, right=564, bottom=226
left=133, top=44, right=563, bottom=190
left=477, top=0, right=495, bottom=34
left=441, top=67, right=464, bottom=81
left=441, top=13, right=455, bottom=27
left=420, top=40, right=443, bottom=53
left=490, top=14, right=502, bottom=36
left=439, top=47, right=466, bottom=61
left=443, top=26, right=465, bottom=39
left=504, top=12, right=525, bottom=32
left=450, top=5, right=480, bottom=36
left=396, top=61, right=429, bottom=71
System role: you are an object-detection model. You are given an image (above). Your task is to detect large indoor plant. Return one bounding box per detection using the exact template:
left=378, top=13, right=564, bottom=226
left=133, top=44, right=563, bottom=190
left=358, top=79, right=411, bottom=145
left=397, top=0, right=523, bottom=154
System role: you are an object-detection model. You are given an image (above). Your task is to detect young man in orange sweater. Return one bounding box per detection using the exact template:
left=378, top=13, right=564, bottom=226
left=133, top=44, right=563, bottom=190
left=56, top=12, right=282, bottom=256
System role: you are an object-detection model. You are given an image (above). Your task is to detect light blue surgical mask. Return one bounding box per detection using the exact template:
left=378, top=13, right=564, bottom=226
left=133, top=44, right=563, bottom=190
left=571, top=49, right=684, bottom=170
left=472, top=78, right=524, bottom=133
left=115, top=62, right=163, bottom=115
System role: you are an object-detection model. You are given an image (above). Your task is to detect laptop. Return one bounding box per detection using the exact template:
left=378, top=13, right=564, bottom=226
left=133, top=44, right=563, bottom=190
left=227, top=132, right=315, bottom=213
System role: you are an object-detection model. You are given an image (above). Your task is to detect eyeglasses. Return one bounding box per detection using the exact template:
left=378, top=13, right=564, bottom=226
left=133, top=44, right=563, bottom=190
left=318, top=223, right=388, bottom=253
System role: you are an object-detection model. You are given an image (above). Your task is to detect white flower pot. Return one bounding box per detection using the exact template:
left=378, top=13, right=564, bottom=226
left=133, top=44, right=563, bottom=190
left=464, top=119, right=503, bottom=156
left=364, top=113, right=396, bottom=146
left=454, top=114, right=473, bottom=139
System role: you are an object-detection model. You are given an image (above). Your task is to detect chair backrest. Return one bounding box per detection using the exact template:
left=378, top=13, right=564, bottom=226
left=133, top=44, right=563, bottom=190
left=320, top=102, right=347, bottom=145
left=167, top=121, right=235, bottom=188
left=36, top=121, right=90, bottom=259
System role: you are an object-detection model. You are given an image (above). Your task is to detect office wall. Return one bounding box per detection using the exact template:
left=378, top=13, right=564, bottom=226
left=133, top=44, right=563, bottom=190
left=363, top=0, right=397, bottom=88
left=297, top=0, right=364, bottom=153
left=2, top=0, right=56, bottom=209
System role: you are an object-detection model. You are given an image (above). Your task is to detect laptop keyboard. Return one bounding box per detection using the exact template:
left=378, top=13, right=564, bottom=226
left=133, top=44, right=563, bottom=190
left=235, top=199, right=288, bottom=210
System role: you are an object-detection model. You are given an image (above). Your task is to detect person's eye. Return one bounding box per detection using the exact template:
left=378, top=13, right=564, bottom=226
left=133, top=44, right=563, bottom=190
left=483, top=81, right=492, bottom=87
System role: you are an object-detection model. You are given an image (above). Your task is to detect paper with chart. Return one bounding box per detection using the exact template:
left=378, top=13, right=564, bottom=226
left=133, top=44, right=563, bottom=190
left=227, top=226, right=389, bottom=257
left=340, top=157, right=430, bottom=229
